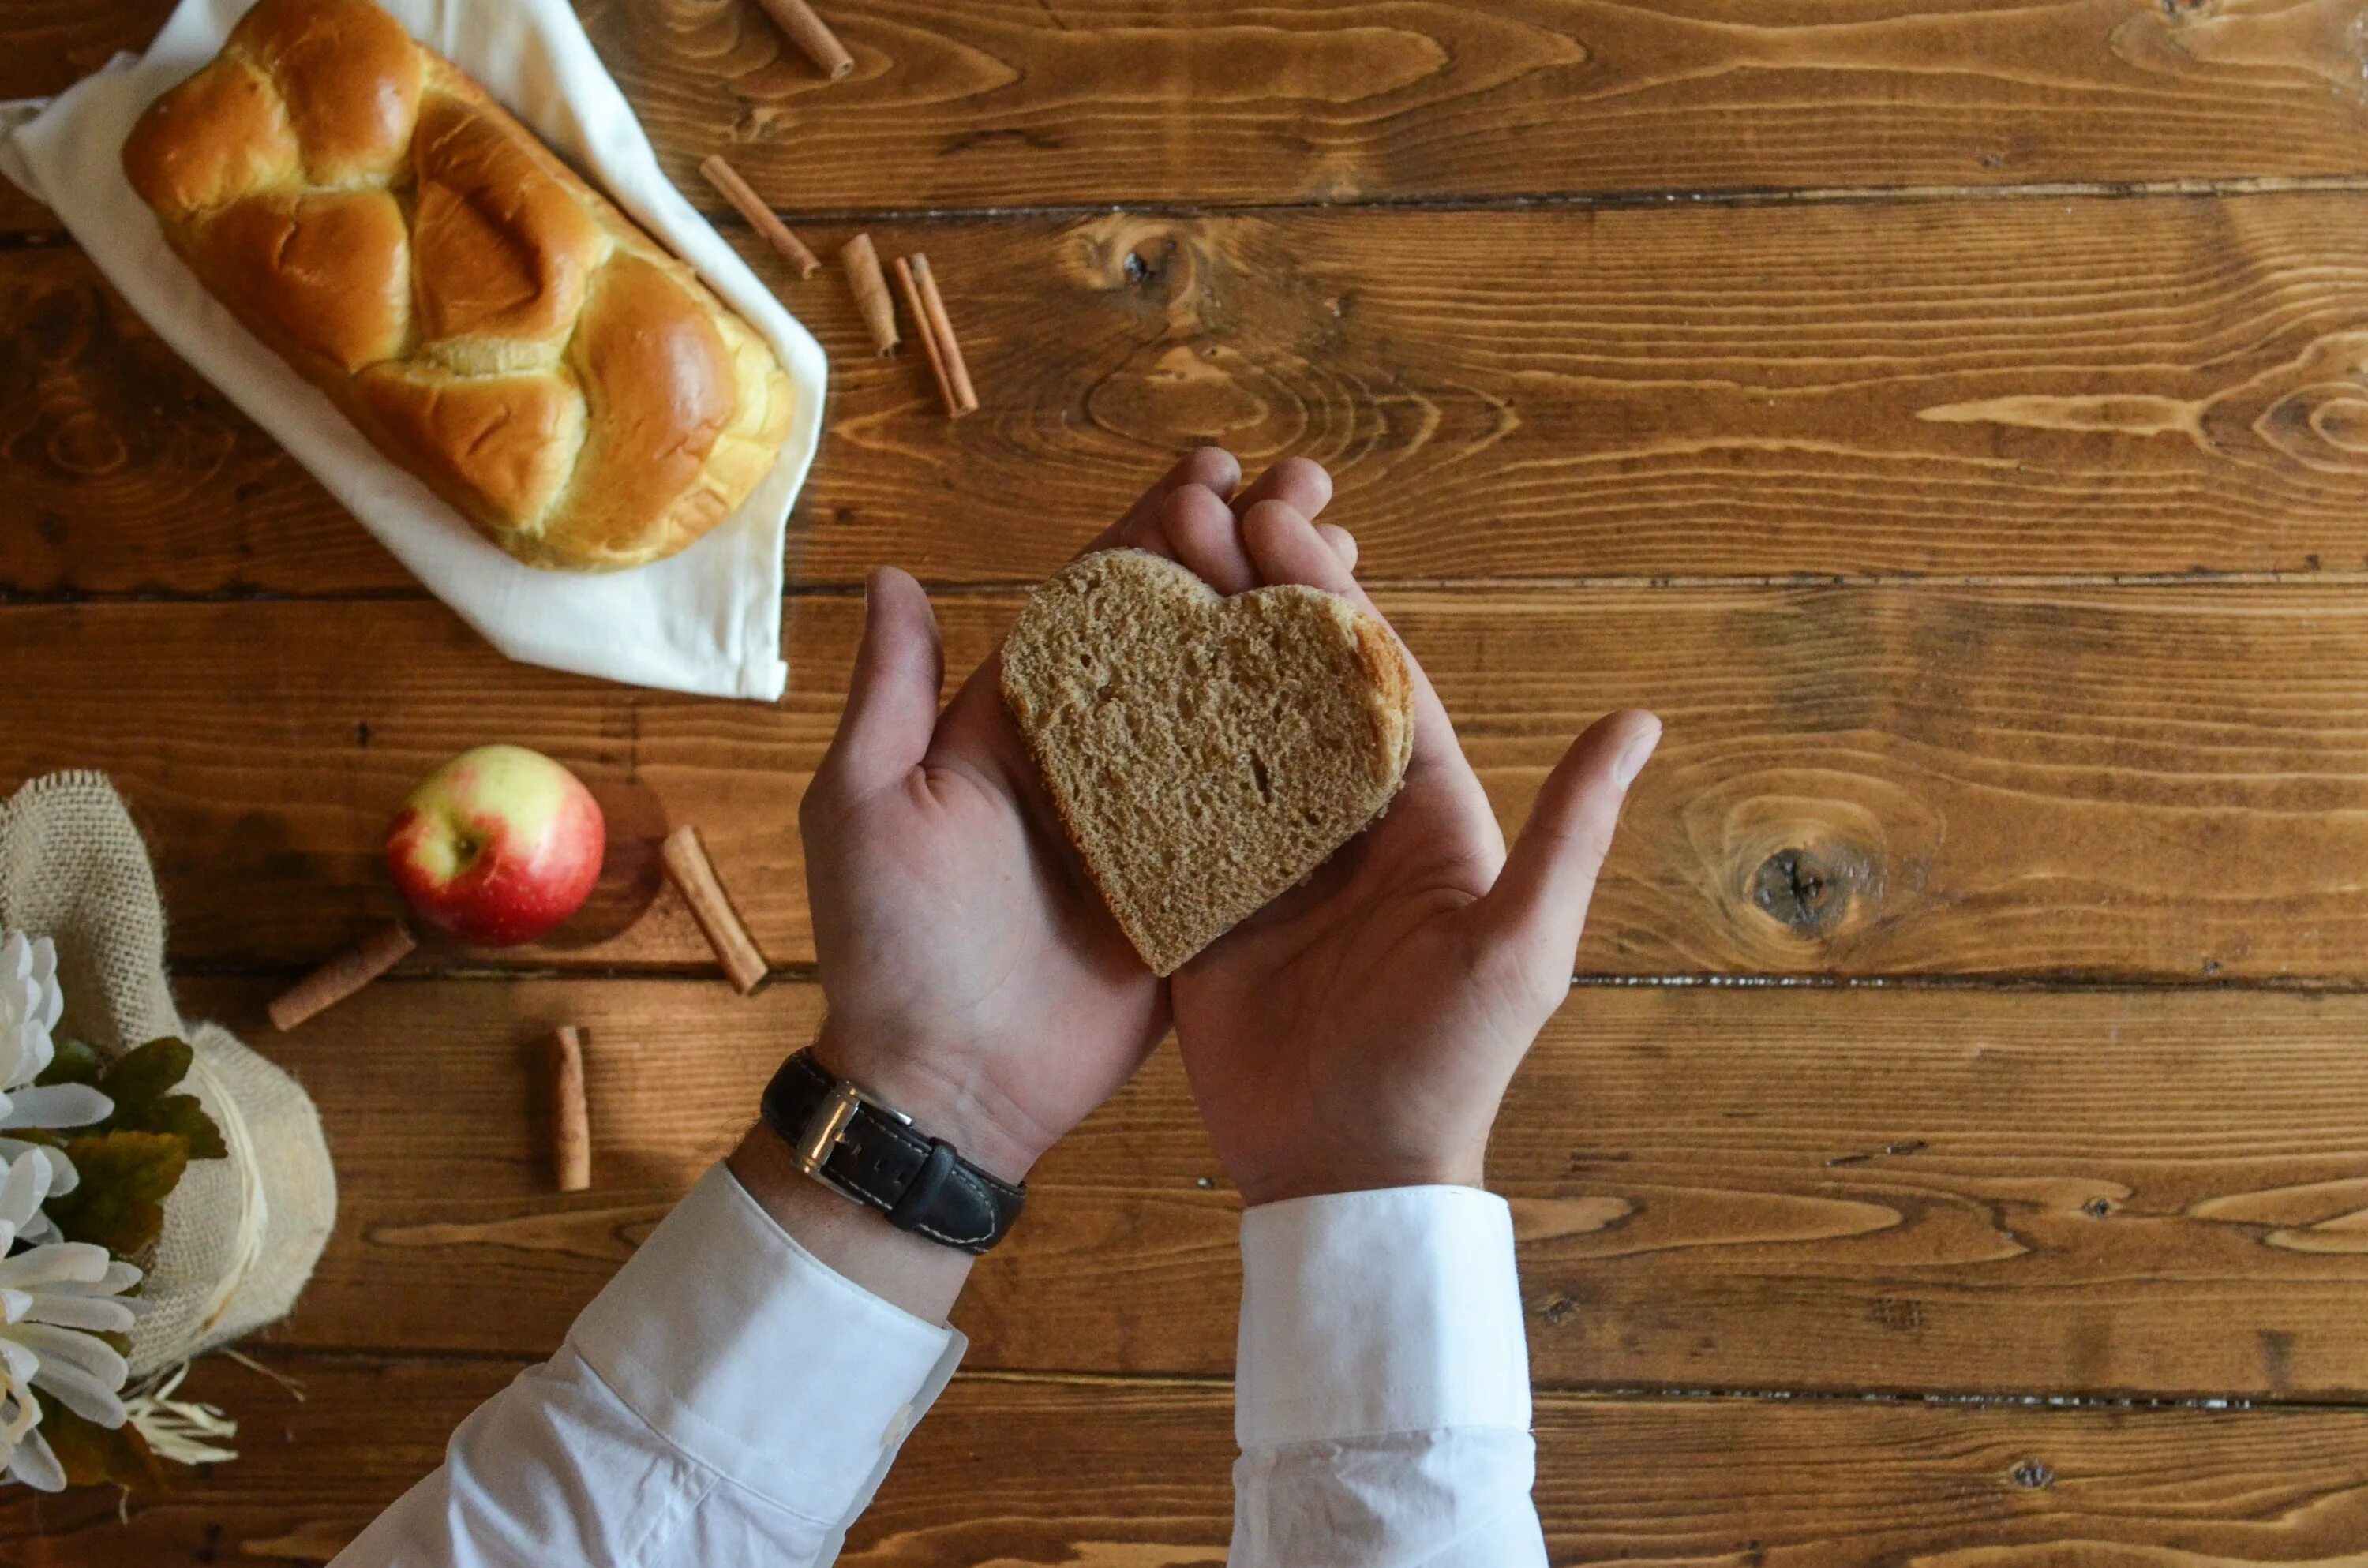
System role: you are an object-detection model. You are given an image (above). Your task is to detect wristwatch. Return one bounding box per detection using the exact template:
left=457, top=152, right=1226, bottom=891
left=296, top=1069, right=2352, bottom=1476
left=759, top=1049, right=1026, bottom=1254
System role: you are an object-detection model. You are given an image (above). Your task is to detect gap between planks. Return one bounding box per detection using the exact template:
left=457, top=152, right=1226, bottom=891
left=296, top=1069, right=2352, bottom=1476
left=9, top=173, right=2368, bottom=251
left=680, top=170, right=2368, bottom=226
left=167, top=963, right=2368, bottom=997
left=917, top=1369, right=2293, bottom=1414
left=212, top=1351, right=2340, bottom=1416
left=16, top=569, right=2368, bottom=609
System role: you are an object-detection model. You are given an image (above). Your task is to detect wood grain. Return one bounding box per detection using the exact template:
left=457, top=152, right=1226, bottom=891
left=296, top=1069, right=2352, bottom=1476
left=174, top=975, right=2368, bottom=1398
left=0, top=0, right=164, bottom=102
left=11, top=585, right=2368, bottom=981
left=10, top=1355, right=2368, bottom=1565
left=17, top=0, right=2368, bottom=215
left=15, top=0, right=2368, bottom=1550
left=21, top=193, right=2368, bottom=593
left=601, top=0, right=2368, bottom=206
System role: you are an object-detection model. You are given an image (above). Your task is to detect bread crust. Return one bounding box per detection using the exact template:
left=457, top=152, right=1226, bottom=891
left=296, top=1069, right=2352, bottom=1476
left=1347, top=609, right=1416, bottom=788
left=121, top=0, right=795, bottom=571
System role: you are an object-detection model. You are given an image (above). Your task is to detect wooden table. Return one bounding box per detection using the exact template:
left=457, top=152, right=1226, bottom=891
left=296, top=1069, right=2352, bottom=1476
left=9, top=0, right=2368, bottom=1559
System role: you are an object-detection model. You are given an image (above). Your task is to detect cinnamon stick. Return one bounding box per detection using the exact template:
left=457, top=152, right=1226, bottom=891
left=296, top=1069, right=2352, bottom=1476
left=700, top=155, right=819, bottom=279
left=752, top=0, right=854, bottom=80
left=840, top=233, right=898, bottom=355
left=269, top=919, right=414, bottom=1031
left=549, top=1027, right=592, bottom=1192
left=892, top=255, right=961, bottom=415
left=908, top=254, right=979, bottom=415
left=661, top=825, right=769, bottom=994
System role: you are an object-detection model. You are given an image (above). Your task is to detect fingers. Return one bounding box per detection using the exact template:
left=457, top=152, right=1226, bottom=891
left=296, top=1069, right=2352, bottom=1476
left=1163, top=482, right=1261, bottom=593
left=1076, top=453, right=1350, bottom=569
left=1473, top=709, right=1662, bottom=975
left=1317, top=523, right=1358, bottom=574
left=1164, top=487, right=1359, bottom=593
left=1238, top=497, right=1362, bottom=598
left=817, top=567, right=946, bottom=799
left=1079, top=454, right=1351, bottom=593
left=1232, top=456, right=1333, bottom=525
left=1087, top=447, right=1242, bottom=557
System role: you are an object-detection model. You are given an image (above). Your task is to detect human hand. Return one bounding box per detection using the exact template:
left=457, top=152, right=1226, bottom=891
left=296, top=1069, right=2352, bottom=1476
left=789, top=454, right=1219, bottom=1181
left=1156, top=471, right=1662, bottom=1205
left=791, top=451, right=1360, bottom=1186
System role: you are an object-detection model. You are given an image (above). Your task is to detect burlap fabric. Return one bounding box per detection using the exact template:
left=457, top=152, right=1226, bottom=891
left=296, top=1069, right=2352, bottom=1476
left=0, top=772, right=334, bottom=1379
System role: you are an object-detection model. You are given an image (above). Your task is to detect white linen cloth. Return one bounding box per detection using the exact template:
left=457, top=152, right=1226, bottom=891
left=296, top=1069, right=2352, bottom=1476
left=0, top=0, right=826, bottom=702
left=328, top=1167, right=1548, bottom=1566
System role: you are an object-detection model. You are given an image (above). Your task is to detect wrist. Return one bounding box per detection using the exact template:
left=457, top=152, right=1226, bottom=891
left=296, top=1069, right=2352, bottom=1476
left=727, top=1125, right=973, bottom=1322
left=1235, top=1147, right=1489, bottom=1209
left=807, top=1020, right=1044, bottom=1185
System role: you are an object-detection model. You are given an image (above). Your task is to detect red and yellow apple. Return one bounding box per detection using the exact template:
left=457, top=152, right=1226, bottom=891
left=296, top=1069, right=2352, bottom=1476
left=385, top=745, right=605, bottom=945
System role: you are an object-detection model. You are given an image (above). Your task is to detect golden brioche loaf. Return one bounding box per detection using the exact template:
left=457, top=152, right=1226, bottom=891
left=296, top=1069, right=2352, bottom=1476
left=121, top=0, right=796, bottom=571
left=1002, top=550, right=1414, bottom=975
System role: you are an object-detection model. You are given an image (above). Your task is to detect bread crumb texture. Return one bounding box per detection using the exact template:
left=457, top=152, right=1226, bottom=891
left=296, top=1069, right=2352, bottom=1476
left=1002, top=549, right=1414, bottom=975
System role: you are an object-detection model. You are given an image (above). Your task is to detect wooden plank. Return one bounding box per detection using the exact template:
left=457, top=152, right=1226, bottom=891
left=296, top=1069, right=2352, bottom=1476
left=14, top=0, right=2368, bottom=218
left=185, top=975, right=2368, bottom=1398
left=11, top=1356, right=2368, bottom=1565
left=11, top=583, right=2368, bottom=981
left=0, top=2, right=164, bottom=103
left=864, top=1387, right=2368, bottom=1568
left=18, top=193, right=2368, bottom=595
left=0, top=1354, right=496, bottom=1567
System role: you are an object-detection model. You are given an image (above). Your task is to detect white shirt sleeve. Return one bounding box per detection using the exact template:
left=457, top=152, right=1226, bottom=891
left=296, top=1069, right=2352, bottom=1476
left=329, top=1164, right=965, bottom=1568
left=1230, top=1186, right=1548, bottom=1568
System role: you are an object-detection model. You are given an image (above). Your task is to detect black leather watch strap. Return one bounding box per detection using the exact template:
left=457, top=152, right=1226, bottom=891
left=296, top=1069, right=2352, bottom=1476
left=759, top=1050, right=1025, bottom=1253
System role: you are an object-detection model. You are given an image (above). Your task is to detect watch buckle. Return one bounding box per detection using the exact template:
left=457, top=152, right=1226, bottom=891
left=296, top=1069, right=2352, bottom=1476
left=789, top=1072, right=914, bottom=1180
left=789, top=1081, right=864, bottom=1177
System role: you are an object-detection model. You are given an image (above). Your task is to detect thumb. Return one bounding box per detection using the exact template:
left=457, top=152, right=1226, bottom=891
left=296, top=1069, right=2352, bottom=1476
left=1474, top=709, right=1661, bottom=974
left=819, top=567, right=945, bottom=798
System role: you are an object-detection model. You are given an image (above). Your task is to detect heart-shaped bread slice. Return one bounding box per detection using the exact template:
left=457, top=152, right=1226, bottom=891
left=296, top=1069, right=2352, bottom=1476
left=1002, top=549, right=1414, bottom=975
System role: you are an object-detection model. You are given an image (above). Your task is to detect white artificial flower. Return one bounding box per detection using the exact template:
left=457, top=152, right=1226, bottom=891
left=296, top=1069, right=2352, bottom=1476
left=0, top=934, right=62, bottom=1098
left=0, top=934, right=114, bottom=1236
left=0, top=1153, right=142, bottom=1491
left=0, top=1372, right=43, bottom=1491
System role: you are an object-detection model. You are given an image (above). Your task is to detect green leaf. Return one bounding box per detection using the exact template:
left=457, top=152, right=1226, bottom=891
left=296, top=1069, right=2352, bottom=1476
left=101, top=1040, right=225, bottom=1159
left=96, top=1039, right=193, bottom=1112
left=35, top=1039, right=103, bottom=1090
left=109, top=1094, right=227, bottom=1162
left=46, top=1036, right=228, bottom=1162
left=36, top=1394, right=161, bottom=1491
left=43, top=1132, right=188, bottom=1257
left=26, top=1038, right=227, bottom=1255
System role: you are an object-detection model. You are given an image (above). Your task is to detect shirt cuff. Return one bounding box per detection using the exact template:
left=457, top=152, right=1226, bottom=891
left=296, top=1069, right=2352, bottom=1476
left=568, top=1163, right=965, bottom=1527
left=1235, top=1185, right=1531, bottom=1450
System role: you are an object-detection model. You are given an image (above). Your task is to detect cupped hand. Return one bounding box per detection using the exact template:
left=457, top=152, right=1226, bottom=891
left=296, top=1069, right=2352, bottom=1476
left=796, top=451, right=1349, bottom=1183
left=1156, top=477, right=1662, bottom=1205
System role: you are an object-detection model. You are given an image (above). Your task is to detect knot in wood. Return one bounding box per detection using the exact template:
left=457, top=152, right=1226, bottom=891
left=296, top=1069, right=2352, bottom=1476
left=2010, top=1458, right=2055, bottom=1490
left=25, top=283, right=98, bottom=364
left=1751, top=844, right=1865, bottom=937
